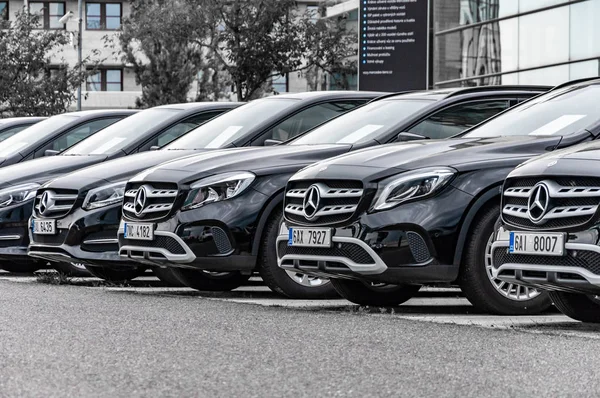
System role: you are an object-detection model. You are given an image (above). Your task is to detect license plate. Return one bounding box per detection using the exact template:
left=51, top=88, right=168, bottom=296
left=509, top=231, right=565, bottom=256
left=288, top=227, right=331, bottom=248
left=32, top=219, right=56, bottom=235
left=124, top=223, right=154, bottom=241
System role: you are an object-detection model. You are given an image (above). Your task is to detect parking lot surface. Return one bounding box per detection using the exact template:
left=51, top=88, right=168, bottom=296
left=1, top=272, right=599, bottom=397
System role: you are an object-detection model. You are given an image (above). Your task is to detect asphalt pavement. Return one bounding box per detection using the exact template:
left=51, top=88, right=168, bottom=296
left=0, top=273, right=599, bottom=397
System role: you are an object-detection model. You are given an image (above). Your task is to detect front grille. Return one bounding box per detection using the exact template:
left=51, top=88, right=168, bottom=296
left=119, top=235, right=186, bottom=255
left=211, top=227, right=232, bottom=253
left=34, top=189, right=79, bottom=218
left=493, top=247, right=600, bottom=275
left=277, top=240, right=373, bottom=264
left=406, top=232, right=431, bottom=263
left=502, top=176, right=600, bottom=231
left=122, top=182, right=179, bottom=221
left=284, top=180, right=363, bottom=226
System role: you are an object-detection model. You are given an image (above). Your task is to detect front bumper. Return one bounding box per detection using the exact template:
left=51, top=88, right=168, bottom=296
left=277, top=187, right=471, bottom=284
left=0, top=200, right=35, bottom=263
left=28, top=203, right=133, bottom=267
left=491, top=226, right=600, bottom=295
left=117, top=190, right=267, bottom=272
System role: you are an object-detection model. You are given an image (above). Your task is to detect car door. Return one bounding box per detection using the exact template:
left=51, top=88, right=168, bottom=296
left=136, top=111, right=227, bottom=152
left=399, top=99, right=513, bottom=141
left=33, top=117, right=124, bottom=158
left=250, top=100, right=368, bottom=146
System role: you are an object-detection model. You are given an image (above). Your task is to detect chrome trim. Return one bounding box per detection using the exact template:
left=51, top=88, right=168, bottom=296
left=285, top=204, right=358, bottom=218
left=82, top=238, right=119, bottom=245
left=286, top=189, right=307, bottom=198
left=119, top=229, right=195, bottom=263
left=503, top=204, right=599, bottom=220
left=276, top=234, right=387, bottom=275
left=0, top=235, right=21, bottom=240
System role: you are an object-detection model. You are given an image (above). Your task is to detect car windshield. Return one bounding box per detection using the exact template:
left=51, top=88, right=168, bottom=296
left=289, top=99, right=434, bottom=145
left=464, top=84, right=600, bottom=138
left=64, top=108, right=182, bottom=155
left=165, top=98, right=298, bottom=149
left=0, top=115, right=78, bottom=157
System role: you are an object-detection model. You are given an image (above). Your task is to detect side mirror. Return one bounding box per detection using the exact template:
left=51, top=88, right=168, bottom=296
left=264, top=139, right=282, bottom=146
left=396, top=132, right=429, bottom=142
left=44, top=149, right=60, bottom=157
left=150, top=146, right=160, bottom=151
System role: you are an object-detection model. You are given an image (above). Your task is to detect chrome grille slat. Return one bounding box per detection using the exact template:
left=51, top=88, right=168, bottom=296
left=123, top=183, right=179, bottom=221
left=34, top=189, right=78, bottom=218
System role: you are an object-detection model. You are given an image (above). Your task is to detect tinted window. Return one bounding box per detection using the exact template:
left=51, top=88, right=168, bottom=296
left=290, top=99, right=434, bottom=145
left=0, top=115, right=78, bottom=157
left=64, top=108, right=181, bottom=155
left=408, top=100, right=510, bottom=139
left=465, top=84, right=600, bottom=138
left=166, top=98, right=298, bottom=150
left=47, top=117, right=122, bottom=154
left=255, top=101, right=364, bottom=145
left=0, top=125, right=33, bottom=142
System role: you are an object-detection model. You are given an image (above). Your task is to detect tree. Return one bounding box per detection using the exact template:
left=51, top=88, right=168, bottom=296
left=112, top=0, right=208, bottom=108
left=194, top=0, right=309, bottom=101
left=0, top=10, right=94, bottom=117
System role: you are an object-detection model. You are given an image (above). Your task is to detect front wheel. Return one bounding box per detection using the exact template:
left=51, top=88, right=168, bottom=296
left=549, top=292, right=600, bottom=323
left=458, top=203, right=552, bottom=315
left=170, top=268, right=250, bottom=291
left=257, top=209, right=338, bottom=299
left=85, top=265, right=146, bottom=283
left=330, top=279, right=421, bottom=306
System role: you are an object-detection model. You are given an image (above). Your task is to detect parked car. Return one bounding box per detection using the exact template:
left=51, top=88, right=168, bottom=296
left=0, top=103, right=239, bottom=273
left=114, top=85, right=547, bottom=297
left=0, top=110, right=136, bottom=168
left=276, top=78, right=600, bottom=312
left=0, top=117, right=46, bottom=142
left=27, top=91, right=381, bottom=281
left=491, top=140, right=600, bottom=323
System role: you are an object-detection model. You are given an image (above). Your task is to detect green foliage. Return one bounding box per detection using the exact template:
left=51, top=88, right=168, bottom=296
left=0, top=10, right=95, bottom=117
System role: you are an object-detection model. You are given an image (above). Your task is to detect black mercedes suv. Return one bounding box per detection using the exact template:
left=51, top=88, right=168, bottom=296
left=116, top=85, right=547, bottom=297
left=491, top=141, right=600, bottom=323
left=277, top=78, right=600, bottom=312
left=0, top=110, right=136, bottom=168
left=27, top=91, right=380, bottom=281
left=0, top=102, right=239, bottom=273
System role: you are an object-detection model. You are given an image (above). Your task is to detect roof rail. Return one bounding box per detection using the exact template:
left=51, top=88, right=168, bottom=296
left=445, top=84, right=551, bottom=98
left=547, top=76, right=600, bottom=92
left=366, top=90, right=417, bottom=103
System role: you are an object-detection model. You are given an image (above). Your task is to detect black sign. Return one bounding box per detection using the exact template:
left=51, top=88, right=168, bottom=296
left=359, top=0, right=429, bottom=92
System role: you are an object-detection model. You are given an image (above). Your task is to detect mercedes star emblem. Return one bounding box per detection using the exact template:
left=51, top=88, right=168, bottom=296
left=303, top=185, right=321, bottom=220
left=527, top=182, right=550, bottom=223
left=39, top=191, right=54, bottom=216
left=134, top=186, right=148, bottom=216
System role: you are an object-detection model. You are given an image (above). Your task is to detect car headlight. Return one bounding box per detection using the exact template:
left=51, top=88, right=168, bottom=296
left=82, top=181, right=126, bottom=210
left=371, top=167, right=456, bottom=211
left=182, top=172, right=255, bottom=211
left=0, top=183, right=40, bottom=208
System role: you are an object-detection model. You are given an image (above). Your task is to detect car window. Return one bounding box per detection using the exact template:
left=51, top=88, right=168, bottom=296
left=407, top=100, right=511, bottom=139
left=0, top=124, right=33, bottom=142
left=156, top=111, right=225, bottom=147
left=36, top=117, right=122, bottom=157
left=255, top=101, right=366, bottom=145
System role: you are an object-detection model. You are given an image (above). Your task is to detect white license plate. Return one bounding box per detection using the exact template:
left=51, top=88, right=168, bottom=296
left=288, top=227, right=331, bottom=248
left=32, top=219, right=56, bottom=235
left=124, top=223, right=154, bottom=241
left=509, top=231, right=565, bottom=256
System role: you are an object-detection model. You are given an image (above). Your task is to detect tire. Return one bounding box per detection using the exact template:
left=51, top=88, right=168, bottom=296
left=330, top=278, right=421, bottom=306
left=85, top=265, right=146, bottom=283
left=257, top=208, right=338, bottom=299
left=458, top=203, right=552, bottom=315
left=171, top=268, right=251, bottom=291
left=152, top=267, right=185, bottom=287
left=549, top=291, right=600, bottom=323
left=53, top=262, right=91, bottom=277
left=0, top=260, right=43, bottom=273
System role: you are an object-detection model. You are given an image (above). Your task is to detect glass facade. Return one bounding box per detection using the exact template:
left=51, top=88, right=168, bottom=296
left=433, top=0, right=600, bottom=87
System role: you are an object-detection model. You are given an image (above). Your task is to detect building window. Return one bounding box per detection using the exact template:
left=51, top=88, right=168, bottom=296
left=86, top=2, right=122, bottom=30
left=272, top=73, right=288, bottom=94
left=0, top=2, right=8, bottom=21
left=86, top=69, right=123, bottom=91
left=29, top=2, right=66, bottom=29
left=306, top=5, right=320, bottom=23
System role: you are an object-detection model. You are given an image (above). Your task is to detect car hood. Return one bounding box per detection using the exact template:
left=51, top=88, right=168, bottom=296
left=0, top=154, right=108, bottom=189
left=130, top=144, right=353, bottom=185
left=508, top=140, right=600, bottom=178
left=43, top=150, right=201, bottom=191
